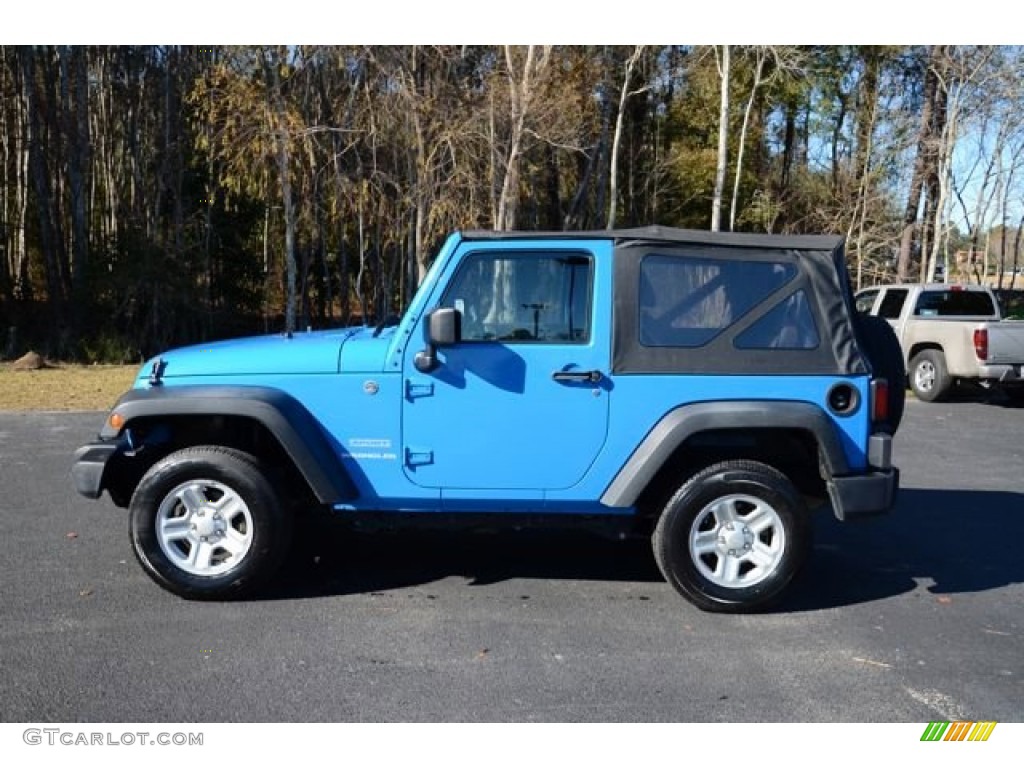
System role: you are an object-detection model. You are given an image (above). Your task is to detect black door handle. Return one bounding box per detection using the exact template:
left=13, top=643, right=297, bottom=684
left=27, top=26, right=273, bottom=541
left=552, top=369, right=603, bottom=383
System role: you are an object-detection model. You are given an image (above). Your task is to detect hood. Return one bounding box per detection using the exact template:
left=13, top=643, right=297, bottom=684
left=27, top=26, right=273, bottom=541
left=138, top=328, right=362, bottom=382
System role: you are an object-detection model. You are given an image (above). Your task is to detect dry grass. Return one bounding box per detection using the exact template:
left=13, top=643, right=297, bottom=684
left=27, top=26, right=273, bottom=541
left=0, top=363, right=137, bottom=411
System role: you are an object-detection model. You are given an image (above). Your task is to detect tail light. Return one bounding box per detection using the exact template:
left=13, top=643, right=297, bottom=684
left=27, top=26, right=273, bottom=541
left=871, top=378, right=889, bottom=424
left=973, top=328, right=988, bottom=361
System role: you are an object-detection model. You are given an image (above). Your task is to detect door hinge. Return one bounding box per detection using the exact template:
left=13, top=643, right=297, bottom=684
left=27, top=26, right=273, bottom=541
left=405, top=379, right=435, bottom=400
left=405, top=447, right=434, bottom=467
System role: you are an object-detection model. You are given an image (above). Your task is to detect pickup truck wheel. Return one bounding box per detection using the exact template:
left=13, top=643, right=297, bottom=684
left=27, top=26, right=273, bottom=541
left=909, top=349, right=951, bottom=402
left=652, top=461, right=811, bottom=613
left=129, top=446, right=291, bottom=599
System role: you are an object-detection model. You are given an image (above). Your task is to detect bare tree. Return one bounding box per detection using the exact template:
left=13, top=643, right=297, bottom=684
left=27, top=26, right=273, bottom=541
left=262, top=48, right=299, bottom=334
left=496, top=45, right=553, bottom=231
left=728, top=46, right=803, bottom=232
left=925, top=47, right=998, bottom=284
left=608, top=46, right=645, bottom=229
left=711, top=45, right=730, bottom=232
left=897, top=46, right=947, bottom=282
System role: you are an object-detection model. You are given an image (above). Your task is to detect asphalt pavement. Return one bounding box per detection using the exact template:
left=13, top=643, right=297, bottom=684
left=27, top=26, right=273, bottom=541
left=0, top=397, right=1021, bottom=722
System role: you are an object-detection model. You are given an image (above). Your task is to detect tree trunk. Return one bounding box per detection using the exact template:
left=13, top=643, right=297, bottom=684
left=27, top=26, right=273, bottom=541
left=898, top=46, right=945, bottom=282
left=1012, top=213, right=1023, bottom=289
left=853, top=48, right=880, bottom=192
left=711, top=45, right=730, bottom=232
left=924, top=68, right=954, bottom=285
left=21, top=47, right=66, bottom=336
left=3, top=51, right=31, bottom=301
left=563, top=132, right=602, bottom=230
left=264, top=49, right=298, bottom=334
left=67, top=46, right=90, bottom=336
left=496, top=45, right=551, bottom=231
left=608, top=46, right=643, bottom=229
left=846, top=47, right=882, bottom=288
left=830, top=90, right=847, bottom=198
left=729, top=48, right=766, bottom=232
left=780, top=96, right=797, bottom=196
left=993, top=140, right=1023, bottom=290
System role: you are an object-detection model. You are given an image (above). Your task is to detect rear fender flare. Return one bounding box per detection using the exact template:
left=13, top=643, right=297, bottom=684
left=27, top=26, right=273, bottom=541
left=600, top=401, right=849, bottom=508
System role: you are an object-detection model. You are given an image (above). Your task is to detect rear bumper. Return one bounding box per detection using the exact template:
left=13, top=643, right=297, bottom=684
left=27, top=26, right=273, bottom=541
left=71, top=440, right=123, bottom=499
left=828, top=467, right=899, bottom=521
left=976, top=363, right=1021, bottom=382
left=827, top=431, right=898, bottom=521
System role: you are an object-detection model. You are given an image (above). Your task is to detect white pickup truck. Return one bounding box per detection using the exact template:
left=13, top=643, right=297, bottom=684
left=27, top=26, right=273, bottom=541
left=855, top=284, right=1024, bottom=403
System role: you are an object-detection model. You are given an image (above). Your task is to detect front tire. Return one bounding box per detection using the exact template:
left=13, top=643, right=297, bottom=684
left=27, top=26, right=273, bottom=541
left=652, top=460, right=811, bottom=613
left=129, top=446, right=291, bottom=599
left=909, top=349, right=951, bottom=402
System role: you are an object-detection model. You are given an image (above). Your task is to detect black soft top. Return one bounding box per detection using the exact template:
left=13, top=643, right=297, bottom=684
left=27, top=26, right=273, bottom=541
left=460, top=225, right=843, bottom=253
left=462, top=227, right=865, bottom=377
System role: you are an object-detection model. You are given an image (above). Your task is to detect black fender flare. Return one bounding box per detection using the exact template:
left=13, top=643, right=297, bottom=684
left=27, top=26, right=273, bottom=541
left=102, top=386, right=356, bottom=504
left=600, top=400, right=850, bottom=508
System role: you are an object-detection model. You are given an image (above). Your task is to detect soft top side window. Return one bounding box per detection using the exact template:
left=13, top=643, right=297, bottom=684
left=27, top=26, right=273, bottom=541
left=638, top=255, right=796, bottom=348
left=734, top=290, right=820, bottom=350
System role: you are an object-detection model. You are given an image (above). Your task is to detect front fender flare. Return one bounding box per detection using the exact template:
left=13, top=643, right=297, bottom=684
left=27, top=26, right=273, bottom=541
left=102, top=386, right=355, bottom=504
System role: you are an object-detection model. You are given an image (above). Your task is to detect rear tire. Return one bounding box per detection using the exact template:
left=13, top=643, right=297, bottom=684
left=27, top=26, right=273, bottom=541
left=652, top=460, right=811, bottom=613
left=129, top=446, right=291, bottom=599
left=909, top=349, right=951, bottom=402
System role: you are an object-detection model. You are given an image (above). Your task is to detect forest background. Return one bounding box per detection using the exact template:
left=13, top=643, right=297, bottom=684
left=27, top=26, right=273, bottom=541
left=3, top=44, right=1023, bottom=362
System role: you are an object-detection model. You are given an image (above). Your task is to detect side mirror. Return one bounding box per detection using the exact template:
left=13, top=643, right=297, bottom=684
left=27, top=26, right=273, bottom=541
left=414, top=307, right=461, bottom=373
left=428, top=306, right=461, bottom=346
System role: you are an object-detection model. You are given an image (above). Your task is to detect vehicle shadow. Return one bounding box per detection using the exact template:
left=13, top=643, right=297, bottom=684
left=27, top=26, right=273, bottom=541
left=260, top=520, right=664, bottom=601
left=928, top=387, right=1024, bottom=409
left=258, top=487, right=1024, bottom=612
left=783, top=487, right=1024, bottom=611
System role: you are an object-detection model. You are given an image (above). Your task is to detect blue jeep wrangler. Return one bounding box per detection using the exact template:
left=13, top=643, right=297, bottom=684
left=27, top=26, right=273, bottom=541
left=72, top=227, right=902, bottom=612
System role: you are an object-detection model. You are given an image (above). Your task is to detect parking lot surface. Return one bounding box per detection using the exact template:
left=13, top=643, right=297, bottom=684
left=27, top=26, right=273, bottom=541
left=1, top=397, right=1021, bottom=722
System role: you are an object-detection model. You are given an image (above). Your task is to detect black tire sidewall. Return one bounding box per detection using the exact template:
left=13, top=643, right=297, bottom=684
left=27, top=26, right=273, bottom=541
left=654, top=463, right=810, bottom=612
left=130, top=448, right=289, bottom=599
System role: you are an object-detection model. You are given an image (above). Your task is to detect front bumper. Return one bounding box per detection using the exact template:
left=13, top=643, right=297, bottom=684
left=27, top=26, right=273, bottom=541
left=71, top=439, right=123, bottom=499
